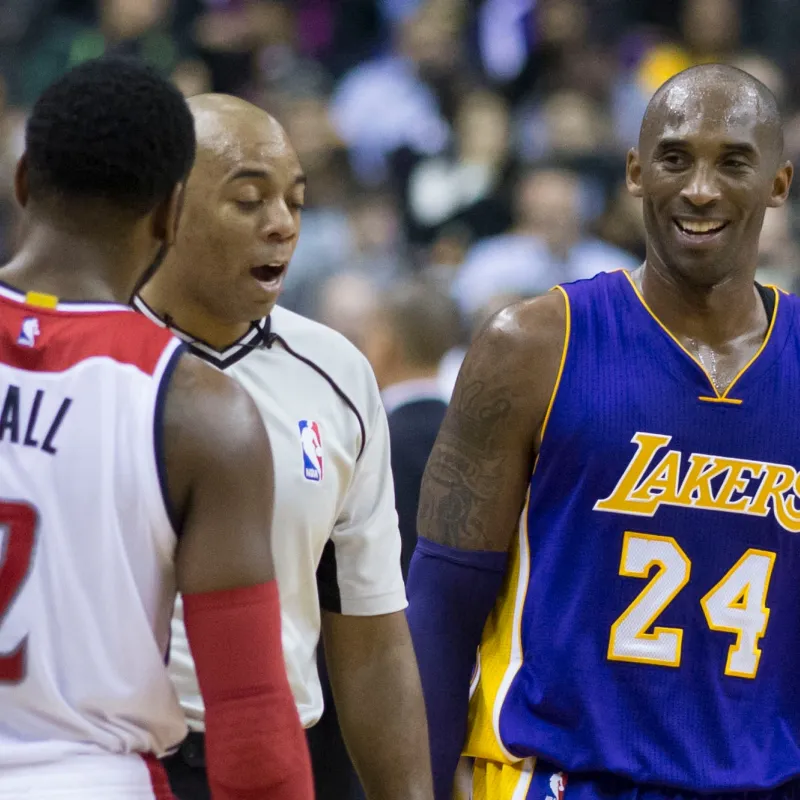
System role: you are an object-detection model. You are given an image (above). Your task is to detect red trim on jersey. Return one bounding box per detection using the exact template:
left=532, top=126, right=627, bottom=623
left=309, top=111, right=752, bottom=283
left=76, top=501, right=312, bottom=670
left=141, top=753, right=176, bottom=800
left=0, top=295, right=175, bottom=375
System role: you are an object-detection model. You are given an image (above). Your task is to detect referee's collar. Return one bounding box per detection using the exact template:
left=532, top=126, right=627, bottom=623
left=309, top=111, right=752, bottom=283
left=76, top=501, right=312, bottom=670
left=132, top=294, right=271, bottom=370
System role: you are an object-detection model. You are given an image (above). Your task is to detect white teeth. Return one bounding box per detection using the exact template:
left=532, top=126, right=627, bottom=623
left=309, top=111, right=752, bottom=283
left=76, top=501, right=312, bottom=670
left=677, top=220, right=725, bottom=234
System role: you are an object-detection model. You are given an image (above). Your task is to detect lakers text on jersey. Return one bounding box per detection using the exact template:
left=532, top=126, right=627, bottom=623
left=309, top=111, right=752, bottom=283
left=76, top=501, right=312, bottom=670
left=465, top=270, right=800, bottom=794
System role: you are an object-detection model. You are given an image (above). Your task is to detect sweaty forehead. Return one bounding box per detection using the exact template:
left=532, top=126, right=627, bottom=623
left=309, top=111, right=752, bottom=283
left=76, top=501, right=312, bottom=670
left=644, top=79, right=771, bottom=152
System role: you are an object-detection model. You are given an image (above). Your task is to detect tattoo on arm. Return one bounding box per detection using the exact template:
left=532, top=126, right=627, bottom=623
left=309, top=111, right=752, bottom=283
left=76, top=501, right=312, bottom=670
left=418, top=379, right=516, bottom=550
left=418, top=294, right=564, bottom=553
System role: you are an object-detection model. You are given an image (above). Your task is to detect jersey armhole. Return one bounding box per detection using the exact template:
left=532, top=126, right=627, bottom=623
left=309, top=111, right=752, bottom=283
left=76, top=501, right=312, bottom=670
left=316, top=539, right=341, bottom=613
left=153, top=343, right=189, bottom=537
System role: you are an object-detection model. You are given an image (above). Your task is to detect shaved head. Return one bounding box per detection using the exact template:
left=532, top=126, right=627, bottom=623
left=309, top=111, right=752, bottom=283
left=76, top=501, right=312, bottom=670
left=626, top=62, right=793, bottom=289
left=640, top=64, right=783, bottom=162
left=187, top=94, right=293, bottom=172
left=142, top=92, right=306, bottom=336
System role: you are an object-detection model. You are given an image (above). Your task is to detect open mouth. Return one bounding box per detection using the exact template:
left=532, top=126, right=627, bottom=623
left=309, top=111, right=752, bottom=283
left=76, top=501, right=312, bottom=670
left=674, top=219, right=729, bottom=236
left=250, top=264, right=286, bottom=286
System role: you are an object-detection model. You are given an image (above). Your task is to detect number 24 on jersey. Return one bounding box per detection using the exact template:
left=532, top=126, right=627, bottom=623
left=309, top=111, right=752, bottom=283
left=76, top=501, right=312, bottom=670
left=608, top=531, right=775, bottom=679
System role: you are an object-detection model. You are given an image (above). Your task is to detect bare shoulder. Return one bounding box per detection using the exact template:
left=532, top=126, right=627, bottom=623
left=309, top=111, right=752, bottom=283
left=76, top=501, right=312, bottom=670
left=165, top=352, right=265, bottom=441
left=418, top=291, right=567, bottom=552
left=455, top=290, right=568, bottom=430
left=163, top=353, right=271, bottom=530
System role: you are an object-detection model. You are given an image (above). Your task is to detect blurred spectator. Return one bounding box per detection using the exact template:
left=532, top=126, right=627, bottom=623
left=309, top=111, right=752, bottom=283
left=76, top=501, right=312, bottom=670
left=191, top=0, right=293, bottom=94
left=314, top=271, right=381, bottom=352
left=0, top=78, right=24, bottom=260
left=362, top=280, right=461, bottom=577
left=171, top=56, right=212, bottom=95
left=283, top=187, right=406, bottom=316
left=452, top=167, right=639, bottom=316
left=730, top=52, right=786, bottom=104
left=515, top=88, right=615, bottom=162
left=329, top=0, right=465, bottom=182
left=2, top=0, right=800, bottom=329
left=594, top=181, right=646, bottom=262
left=612, top=0, right=743, bottom=147
left=8, top=0, right=184, bottom=106
left=757, top=206, right=800, bottom=293
left=476, top=0, right=534, bottom=86
left=420, top=221, right=474, bottom=291
left=404, top=87, right=513, bottom=245
left=680, top=0, right=741, bottom=63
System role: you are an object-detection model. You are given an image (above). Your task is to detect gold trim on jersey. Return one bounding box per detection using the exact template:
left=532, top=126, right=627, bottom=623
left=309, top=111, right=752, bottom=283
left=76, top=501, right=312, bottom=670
left=698, top=396, right=743, bottom=406
left=621, top=271, right=779, bottom=402
left=24, top=291, right=58, bottom=308
left=472, top=757, right=535, bottom=800
left=465, top=492, right=531, bottom=762
left=464, top=287, right=572, bottom=764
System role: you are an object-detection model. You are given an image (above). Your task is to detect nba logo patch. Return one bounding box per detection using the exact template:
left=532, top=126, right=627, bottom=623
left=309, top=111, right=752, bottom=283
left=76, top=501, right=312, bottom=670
left=17, top=317, right=40, bottom=348
left=546, top=772, right=567, bottom=800
left=298, top=420, right=323, bottom=482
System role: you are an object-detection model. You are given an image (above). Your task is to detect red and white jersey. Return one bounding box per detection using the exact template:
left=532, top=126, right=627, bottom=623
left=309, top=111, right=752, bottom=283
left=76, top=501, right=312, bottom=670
left=0, top=284, right=186, bottom=798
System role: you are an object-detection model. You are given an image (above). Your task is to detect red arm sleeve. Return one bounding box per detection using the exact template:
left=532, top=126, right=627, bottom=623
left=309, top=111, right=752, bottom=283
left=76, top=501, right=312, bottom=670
left=183, top=581, right=314, bottom=800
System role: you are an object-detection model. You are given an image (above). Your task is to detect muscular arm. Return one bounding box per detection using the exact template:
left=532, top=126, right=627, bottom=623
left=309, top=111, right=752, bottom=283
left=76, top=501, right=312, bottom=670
left=168, top=354, right=275, bottom=593
left=418, top=292, right=567, bottom=552
left=408, top=293, right=567, bottom=798
left=166, top=354, right=313, bottom=800
left=322, top=610, right=433, bottom=800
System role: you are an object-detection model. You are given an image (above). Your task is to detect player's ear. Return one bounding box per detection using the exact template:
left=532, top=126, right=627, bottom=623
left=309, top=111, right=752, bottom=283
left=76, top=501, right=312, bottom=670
left=14, top=153, right=30, bottom=208
left=626, top=148, right=643, bottom=198
left=151, top=181, right=186, bottom=246
left=767, top=160, right=793, bottom=208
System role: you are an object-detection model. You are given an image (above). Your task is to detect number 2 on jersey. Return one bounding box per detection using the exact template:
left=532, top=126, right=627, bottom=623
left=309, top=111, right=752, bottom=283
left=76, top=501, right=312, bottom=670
left=0, top=501, right=38, bottom=683
left=608, top=531, right=775, bottom=678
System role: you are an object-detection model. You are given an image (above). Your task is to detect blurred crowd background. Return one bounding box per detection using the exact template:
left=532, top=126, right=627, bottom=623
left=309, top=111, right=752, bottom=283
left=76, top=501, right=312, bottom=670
left=2, top=0, right=800, bottom=385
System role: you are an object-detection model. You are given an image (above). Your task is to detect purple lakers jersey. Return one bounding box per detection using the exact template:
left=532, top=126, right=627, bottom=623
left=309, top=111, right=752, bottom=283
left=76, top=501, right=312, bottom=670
left=465, top=269, right=800, bottom=792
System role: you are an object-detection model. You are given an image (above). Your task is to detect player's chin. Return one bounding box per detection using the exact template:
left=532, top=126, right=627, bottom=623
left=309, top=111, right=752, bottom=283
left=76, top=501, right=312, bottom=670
left=671, top=250, right=736, bottom=286
left=247, top=286, right=280, bottom=317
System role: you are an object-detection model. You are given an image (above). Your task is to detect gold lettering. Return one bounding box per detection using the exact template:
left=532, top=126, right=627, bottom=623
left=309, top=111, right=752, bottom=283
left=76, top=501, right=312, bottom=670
left=773, top=470, right=800, bottom=532
left=629, top=450, right=681, bottom=506
left=747, top=465, right=796, bottom=521
left=596, top=433, right=800, bottom=530
left=711, top=459, right=764, bottom=512
left=675, top=455, right=728, bottom=509
left=594, top=433, right=672, bottom=516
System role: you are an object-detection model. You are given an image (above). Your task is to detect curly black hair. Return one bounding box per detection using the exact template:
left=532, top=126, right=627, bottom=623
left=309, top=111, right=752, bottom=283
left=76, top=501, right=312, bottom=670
left=25, top=56, right=196, bottom=214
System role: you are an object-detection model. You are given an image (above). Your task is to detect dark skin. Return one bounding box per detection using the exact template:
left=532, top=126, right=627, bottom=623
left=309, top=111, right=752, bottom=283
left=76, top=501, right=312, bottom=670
left=416, top=65, right=794, bottom=788
left=142, top=94, right=433, bottom=800
left=2, top=156, right=278, bottom=597
left=627, top=66, right=792, bottom=391
left=141, top=94, right=307, bottom=349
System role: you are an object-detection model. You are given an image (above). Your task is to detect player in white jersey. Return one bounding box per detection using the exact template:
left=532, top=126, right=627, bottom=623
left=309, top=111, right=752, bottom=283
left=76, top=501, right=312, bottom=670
left=136, top=94, right=434, bottom=800
left=0, top=59, right=312, bottom=799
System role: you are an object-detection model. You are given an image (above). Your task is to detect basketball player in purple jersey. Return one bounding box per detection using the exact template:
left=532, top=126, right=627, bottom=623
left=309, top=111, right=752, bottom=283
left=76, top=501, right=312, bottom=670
left=407, top=63, right=800, bottom=800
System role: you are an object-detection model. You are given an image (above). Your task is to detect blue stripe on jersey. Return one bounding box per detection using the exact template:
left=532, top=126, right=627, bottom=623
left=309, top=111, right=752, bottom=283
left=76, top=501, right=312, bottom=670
left=154, top=342, right=188, bottom=537
left=466, top=269, right=800, bottom=792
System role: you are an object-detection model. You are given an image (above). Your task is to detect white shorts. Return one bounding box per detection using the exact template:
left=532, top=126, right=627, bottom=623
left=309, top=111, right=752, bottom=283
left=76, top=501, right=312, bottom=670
left=0, top=753, right=172, bottom=799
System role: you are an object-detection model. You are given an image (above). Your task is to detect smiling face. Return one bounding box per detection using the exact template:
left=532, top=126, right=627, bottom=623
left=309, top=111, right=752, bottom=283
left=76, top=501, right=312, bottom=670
left=171, top=97, right=305, bottom=324
left=627, top=70, right=792, bottom=287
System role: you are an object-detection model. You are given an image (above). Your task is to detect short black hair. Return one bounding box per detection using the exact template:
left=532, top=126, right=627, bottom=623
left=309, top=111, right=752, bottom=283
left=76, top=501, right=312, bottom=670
left=25, top=56, right=196, bottom=214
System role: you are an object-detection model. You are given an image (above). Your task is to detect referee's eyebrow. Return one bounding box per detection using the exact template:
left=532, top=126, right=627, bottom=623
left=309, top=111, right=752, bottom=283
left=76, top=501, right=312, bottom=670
left=228, top=168, right=307, bottom=185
